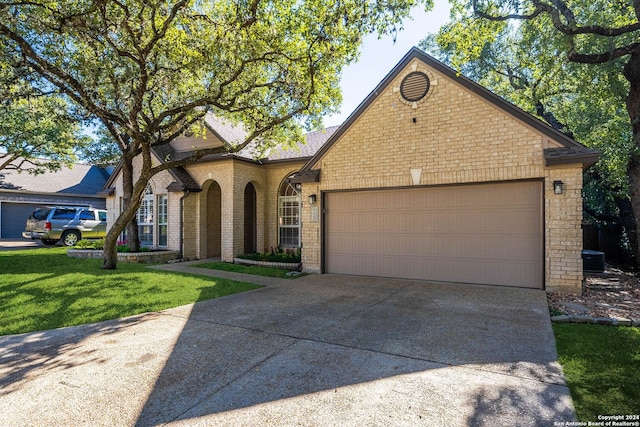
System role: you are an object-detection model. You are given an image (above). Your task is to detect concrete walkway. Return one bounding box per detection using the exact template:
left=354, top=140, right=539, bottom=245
left=149, top=259, right=288, bottom=287
left=0, top=269, right=576, bottom=426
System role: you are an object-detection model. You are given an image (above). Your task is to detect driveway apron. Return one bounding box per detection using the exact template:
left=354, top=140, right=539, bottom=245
left=0, top=274, right=575, bottom=426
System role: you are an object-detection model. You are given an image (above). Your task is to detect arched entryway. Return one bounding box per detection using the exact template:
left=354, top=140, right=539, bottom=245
left=206, top=181, right=222, bottom=258
left=244, top=182, right=257, bottom=253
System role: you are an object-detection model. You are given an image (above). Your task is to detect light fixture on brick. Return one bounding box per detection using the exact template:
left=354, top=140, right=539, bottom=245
left=553, top=180, right=563, bottom=194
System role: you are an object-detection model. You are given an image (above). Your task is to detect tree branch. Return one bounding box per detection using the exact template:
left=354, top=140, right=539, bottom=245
left=472, top=0, right=640, bottom=36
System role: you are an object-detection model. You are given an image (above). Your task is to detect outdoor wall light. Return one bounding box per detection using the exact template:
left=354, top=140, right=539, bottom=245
left=553, top=180, right=564, bottom=194
left=308, top=194, right=317, bottom=204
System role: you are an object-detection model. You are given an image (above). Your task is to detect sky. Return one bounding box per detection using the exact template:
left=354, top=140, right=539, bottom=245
left=323, top=0, right=451, bottom=127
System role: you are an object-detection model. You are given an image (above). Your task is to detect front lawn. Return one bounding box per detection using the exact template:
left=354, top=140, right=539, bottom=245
left=194, top=261, right=304, bottom=279
left=0, top=247, right=261, bottom=336
left=553, top=323, right=640, bottom=421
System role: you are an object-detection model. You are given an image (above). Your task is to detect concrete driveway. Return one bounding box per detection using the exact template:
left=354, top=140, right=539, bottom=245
left=0, top=238, right=46, bottom=251
left=0, top=274, right=575, bottom=426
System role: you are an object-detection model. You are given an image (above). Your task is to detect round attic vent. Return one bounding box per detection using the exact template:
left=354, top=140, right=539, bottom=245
left=400, top=71, right=430, bottom=102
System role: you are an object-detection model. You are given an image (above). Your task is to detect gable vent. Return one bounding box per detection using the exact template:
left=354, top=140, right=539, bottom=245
left=400, top=71, right=430, bottom=102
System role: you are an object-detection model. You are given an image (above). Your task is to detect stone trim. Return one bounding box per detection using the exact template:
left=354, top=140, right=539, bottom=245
left=68, top=249, right=180, bottom=264
left=233, top=257, right=300, bottom=270
left=551, top=314, right=639, bottom=327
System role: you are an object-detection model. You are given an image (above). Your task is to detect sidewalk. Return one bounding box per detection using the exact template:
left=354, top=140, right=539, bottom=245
left=149, top=259, right=289, bottom=287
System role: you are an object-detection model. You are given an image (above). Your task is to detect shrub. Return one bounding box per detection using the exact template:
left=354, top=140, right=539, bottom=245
left=237, top=246, right=301, bottom=263
left=73, top=240, right=150, bottom=252
left=75, top=239, right=104, bottom=249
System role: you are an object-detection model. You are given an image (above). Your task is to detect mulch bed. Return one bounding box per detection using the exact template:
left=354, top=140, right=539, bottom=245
left=547, top=267, right=640, bottom=322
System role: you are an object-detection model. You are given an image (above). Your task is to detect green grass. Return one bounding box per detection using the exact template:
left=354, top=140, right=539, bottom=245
left=553, top=323, right=640, bottom=421
left=0, top=247, right=261, bottom=336
left=194, top=261, right=305, bottom=279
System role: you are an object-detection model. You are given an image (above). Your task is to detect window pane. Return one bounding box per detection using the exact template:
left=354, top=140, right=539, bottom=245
left=278, top=194, right=300, bottom=247
left=79, top=210, right=94, bottom=220
left=279, top=227, right=299, bottom=247
left=157, top=195, right=167, bottom=247
left=158, top=225, right=167, bottom=246
left=139, top=225, right=153, bottom=246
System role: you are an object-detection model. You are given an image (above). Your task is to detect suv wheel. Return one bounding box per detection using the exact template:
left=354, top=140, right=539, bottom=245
left=61, top=230, right=81, bottom=246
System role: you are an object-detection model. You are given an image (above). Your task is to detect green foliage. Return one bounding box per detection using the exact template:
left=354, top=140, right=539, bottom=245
left=0, top=247, right=260, bottom=335
left=0, top=89, right=90, bottom=174
left=554, top=324, right=640, bottom=421
left=420, top=1, right=636, bottom=226
left=74, top=239, right=153, bottom=252
left=75, top=239, right=104, bottom=250
left=0, top=0, right=430, bottom=153
left=0, top=0, right=432, bottom=264
left=195, top=261, right=304, bottom=279
left=238, top=246, right=302, bottom=263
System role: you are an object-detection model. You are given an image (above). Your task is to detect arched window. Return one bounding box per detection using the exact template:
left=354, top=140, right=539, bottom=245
left=278, top=176, right=301, bottom=248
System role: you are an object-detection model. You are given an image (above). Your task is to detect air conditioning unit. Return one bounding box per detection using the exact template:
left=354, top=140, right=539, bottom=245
left=582, top=249, right=605, bottom=273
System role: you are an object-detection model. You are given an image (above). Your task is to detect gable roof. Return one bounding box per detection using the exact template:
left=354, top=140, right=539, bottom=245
left=260, top=126, right=339, bottom=161
left=0, top=162, right=110, bottom=197
left=102, top=122, right=338, bottom=193
left=295, top=47, right=599, bottom=179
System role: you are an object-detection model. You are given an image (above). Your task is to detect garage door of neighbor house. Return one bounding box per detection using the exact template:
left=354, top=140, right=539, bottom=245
left=0, top=202, right=37, bottom=238
left=324, top=181, right=543, bottom=288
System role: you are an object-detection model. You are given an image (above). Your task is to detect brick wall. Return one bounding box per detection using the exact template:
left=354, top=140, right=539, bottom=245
left=105, top=155, right=176, bottom=249
left=110, top=155, right=307, bottom=262
left=265, top=163, right=306, bottom=250
left=301, top=58, right=585, bottom=293
left=545, top=167, right=584, bottom=293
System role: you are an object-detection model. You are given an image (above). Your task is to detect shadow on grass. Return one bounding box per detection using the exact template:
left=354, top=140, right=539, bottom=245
left=0, top=248, right=261, bottom=399
left=0, top=249, right=259, bottom=336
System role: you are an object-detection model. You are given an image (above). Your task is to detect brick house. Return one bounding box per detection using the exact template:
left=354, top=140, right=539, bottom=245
left=104, top=47, right=599, bottom=293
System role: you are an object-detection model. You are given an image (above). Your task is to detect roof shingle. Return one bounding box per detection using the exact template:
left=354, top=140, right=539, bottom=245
left=0, top=162, right=111, bottom=196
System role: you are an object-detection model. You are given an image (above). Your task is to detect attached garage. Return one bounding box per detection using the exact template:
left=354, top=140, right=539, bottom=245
left=324, top=181, right=543, bottom=288
left=293, top=48, right=600, bottom=294
left=0, top=202, right=37, bottom=238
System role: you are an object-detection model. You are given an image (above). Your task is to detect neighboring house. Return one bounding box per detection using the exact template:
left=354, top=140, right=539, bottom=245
left=104, top=47, right=599, bottom=294
left=0, top=162, right=111, bottom=238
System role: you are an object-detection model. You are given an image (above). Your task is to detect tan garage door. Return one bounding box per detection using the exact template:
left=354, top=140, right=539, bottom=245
left=324, top=181, right=543, bottom=288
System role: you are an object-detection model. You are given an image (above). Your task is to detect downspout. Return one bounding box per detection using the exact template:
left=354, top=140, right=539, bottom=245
left=179, top=190, right=190, bottom=260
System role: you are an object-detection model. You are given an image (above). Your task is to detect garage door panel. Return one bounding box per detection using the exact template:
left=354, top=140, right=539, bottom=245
left=1, top=203, right=37, bottom=238
left=325, top=182, right=543, bottom=289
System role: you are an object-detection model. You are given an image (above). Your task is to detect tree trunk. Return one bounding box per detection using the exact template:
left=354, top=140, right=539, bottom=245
left=624, top=52, right=640, bottom=267
left=122, top=154, right=141, bottom=253
left=102, top=153, right=141, bottom=269
left=102, top=227, right=119, bottom=270
left=126, top=217, right=140, bottom=252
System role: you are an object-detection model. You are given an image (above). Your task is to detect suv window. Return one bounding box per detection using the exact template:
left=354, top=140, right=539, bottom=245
left=78, top=210, right=95, bottom=220
left=31, top=208, right=51, bottom=221
left=51, top=208, right=77, bottom=220
left=98, top=211, right=107, bottom=222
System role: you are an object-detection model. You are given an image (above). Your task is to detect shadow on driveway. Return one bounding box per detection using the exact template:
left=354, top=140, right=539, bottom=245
left=0, top=275, right=576, bottom=426
left=136, top=275, right=575, bottom=426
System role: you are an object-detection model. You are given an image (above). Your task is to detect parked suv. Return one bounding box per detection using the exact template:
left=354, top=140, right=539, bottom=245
left=22, top=206, right=107, bottom=246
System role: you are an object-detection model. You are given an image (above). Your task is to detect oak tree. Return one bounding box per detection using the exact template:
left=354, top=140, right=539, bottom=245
left=423, top=0, right=640, bottom=264
left=0, top=0, right=430, bottom=268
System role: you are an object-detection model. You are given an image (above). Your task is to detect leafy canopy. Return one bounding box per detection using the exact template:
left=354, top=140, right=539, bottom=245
left=421, top=0, right=635, bottom=219
left=0, top=0, right=432, bottom=265
left=0, top=59, right=89, bottom=174
left=0, top=0, right=431, bottom=160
